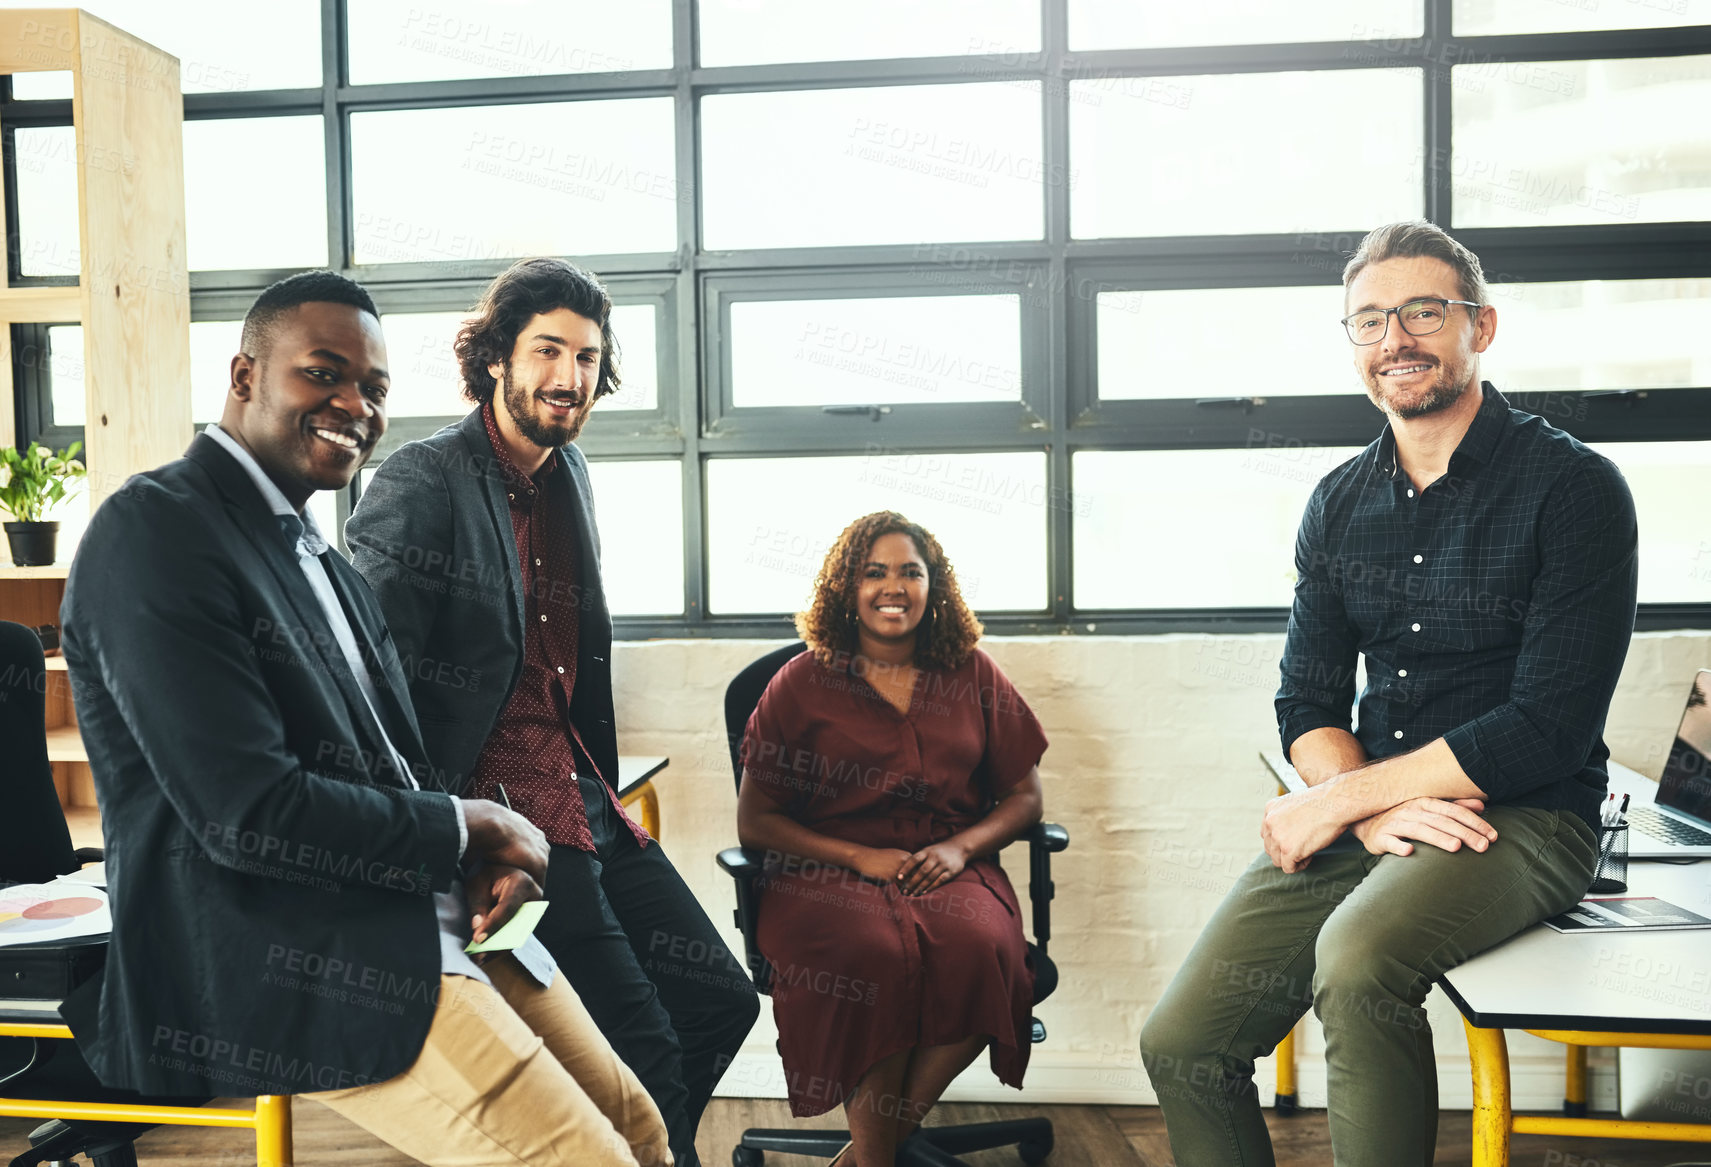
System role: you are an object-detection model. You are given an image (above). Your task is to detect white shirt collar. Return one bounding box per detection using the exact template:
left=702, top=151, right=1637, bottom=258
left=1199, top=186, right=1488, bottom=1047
left=204, top=423, right=329, bottom=556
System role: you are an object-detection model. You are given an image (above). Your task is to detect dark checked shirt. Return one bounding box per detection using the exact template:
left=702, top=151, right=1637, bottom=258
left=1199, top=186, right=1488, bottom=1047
left=467, top=404, right=648, bottom=852
left=1275, top=383, right=1638, bottom=831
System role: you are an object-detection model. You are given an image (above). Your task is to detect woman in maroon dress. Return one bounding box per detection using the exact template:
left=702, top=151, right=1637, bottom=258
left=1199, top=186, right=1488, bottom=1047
left=738, top=511, right=1048, bottom=1167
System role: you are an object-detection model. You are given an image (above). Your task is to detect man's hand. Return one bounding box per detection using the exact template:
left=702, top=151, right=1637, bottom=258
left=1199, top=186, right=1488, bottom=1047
left=849, top=847, right=913, bottom=886
left=466, top=863, right=545, bottom=952
left=1261, top=786, right=1358, bottom=874
left=462, top=799, right=549, bottom=887
left=1350, top=797, right=1496, bottom=858
left=897, top=841, right=970, bottom=896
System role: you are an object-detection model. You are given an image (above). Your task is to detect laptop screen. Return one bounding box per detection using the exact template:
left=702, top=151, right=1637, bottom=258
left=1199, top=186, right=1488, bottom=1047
left=1658, top=669, right=1711, bottom=826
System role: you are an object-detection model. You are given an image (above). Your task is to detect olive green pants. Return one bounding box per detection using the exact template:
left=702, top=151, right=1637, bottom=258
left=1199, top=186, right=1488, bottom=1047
left=1139, top=806, right=1596, bottom=1167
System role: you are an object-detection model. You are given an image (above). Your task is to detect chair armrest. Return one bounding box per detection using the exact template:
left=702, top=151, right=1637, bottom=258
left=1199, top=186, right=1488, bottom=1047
left=1024, top=821, right=1068, bottom=956
left=716, top=846, right=772, bottom=992
left=716, top=846, right=765, bottom=881
left=1025, top=822, right=1068, bottom=853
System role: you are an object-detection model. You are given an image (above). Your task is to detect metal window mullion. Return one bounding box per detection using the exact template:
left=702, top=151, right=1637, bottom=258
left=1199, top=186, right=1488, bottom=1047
left=1423, top=0, right=1454, bottom=225
left=1042, top=0, right=1072, bottom=623
left=673, top=0, right=707, bottom=628
left=323, top=0, right=352, bottom=272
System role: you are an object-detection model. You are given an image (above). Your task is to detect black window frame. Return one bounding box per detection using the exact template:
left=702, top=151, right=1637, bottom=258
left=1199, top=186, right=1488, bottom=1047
left=3, top=0, right=1706, bottom=638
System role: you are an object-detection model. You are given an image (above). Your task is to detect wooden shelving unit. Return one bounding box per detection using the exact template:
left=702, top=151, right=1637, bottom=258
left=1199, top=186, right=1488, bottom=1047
left=0, top=11, right=190, bottom=841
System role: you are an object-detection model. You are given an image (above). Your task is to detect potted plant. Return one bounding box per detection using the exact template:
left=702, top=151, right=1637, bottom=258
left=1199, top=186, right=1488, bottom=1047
left=1, top=440, right=86, bottom=566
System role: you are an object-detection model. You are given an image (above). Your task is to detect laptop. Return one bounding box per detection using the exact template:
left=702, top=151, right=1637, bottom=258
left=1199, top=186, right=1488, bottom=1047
left=1605, top=668, right=1711, bottom=859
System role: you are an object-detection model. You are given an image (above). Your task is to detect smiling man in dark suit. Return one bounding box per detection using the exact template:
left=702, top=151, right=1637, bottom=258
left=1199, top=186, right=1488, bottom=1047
left=347, top=258, right=757, bottom=1167
left=60, top=270, right=670, bottom=1166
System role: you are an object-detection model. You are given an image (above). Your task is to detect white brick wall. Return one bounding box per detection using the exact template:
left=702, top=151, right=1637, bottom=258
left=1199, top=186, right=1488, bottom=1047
left=610, top=629, right=1711, bottom=1112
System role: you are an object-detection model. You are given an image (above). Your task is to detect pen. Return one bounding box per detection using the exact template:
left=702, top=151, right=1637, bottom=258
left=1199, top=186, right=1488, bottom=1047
left=1617, top=793, right=1630, bottom=820
left=497, top=783, right=512, bottom=811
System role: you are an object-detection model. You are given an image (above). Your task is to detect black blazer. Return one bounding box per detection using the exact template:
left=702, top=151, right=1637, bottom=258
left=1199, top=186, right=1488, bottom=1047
left=346, top=409, right=620, bottom=796
left=59, top=434, right=461, bottom=1096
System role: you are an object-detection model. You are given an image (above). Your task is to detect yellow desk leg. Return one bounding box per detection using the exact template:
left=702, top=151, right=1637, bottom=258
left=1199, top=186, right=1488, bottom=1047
left=1464, top=1019, right=1512, bottom=1167
left=1563, top=1044, right=1588, bottom=1117
left=255, top=1094, right=293, bottom=1167
left=621, top=780, right=661, bottom=839
left=1275, top=1023, right=1298, bottom=1114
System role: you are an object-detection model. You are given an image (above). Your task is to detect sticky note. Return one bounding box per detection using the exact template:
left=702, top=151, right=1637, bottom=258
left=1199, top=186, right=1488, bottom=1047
left=465, top=900, right=549, bottom=954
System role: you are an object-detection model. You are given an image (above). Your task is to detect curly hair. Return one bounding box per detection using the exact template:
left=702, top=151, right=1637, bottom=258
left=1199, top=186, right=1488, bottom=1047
left=454, top=257, right=622, bottom=405
left=795, top=511, right=984, bottom=672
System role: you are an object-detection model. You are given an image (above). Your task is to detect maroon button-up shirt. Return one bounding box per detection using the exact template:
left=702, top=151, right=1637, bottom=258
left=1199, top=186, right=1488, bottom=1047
left=466, top=404, right=648, bottom=852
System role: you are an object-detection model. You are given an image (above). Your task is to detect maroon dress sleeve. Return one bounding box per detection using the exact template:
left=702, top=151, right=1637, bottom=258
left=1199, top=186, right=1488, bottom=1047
left=739, top=658, right=809, bottom=809
left=973, top=650, right=1048, bottom=798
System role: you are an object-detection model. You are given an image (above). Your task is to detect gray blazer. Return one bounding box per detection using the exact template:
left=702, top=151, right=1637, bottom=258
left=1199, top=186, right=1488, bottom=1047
left=346, top=409, right=620, bottom=796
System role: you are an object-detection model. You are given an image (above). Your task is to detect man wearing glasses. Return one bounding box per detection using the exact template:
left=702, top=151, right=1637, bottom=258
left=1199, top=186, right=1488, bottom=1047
left=1139, top=221, right=1638, bottom=1164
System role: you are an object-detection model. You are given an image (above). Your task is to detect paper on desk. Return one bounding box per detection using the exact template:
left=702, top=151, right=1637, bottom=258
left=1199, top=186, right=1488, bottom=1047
left=0, top=882, right=111, bottom=947
left=59, top=862, right=107, bottom=887
left=465, top=900, right=549, bottom=954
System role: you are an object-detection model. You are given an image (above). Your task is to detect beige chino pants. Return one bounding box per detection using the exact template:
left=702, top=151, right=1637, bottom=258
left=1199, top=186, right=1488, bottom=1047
left=310, top=955, right=672, bottom=1166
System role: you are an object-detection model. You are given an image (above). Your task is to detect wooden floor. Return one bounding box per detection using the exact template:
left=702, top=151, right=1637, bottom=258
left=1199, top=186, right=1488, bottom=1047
left=3, top=1097, right=1706, bottom=1165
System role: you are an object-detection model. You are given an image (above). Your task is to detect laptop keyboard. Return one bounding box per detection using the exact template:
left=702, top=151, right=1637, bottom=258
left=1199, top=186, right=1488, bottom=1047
left=1629, top=805, right=1711, bottom=847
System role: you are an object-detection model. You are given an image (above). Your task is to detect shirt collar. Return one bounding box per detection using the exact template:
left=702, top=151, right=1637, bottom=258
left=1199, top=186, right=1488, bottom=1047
left=204, top=424, right=329, bottom=556
left=1374, top=380, right=1507, bottom=481
left=480, top=402, right=559, bottom=493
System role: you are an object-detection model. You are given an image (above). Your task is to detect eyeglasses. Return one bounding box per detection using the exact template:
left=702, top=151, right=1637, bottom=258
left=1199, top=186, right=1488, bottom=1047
left=1340, top=297, right=1482, bottom=345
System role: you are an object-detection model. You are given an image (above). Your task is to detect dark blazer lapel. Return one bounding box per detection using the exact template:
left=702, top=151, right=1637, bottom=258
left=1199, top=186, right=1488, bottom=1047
left=457, top=409, right=526, bottom=638
left=185, top=435, right=412, bottom=788
left=322, top=553, right=431, bottom=773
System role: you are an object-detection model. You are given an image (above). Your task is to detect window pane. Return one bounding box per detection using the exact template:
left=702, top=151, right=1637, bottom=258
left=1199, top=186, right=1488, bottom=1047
left=1071, top=69, right=1421, bottom=238
left=10, top=0, right=320, bottom=97
left=700, top=0, right=1039, bottom=66
left=730, top=295, right=1022, bottom=407
left=702, top=83, right=1044, bottom=250
left=606, top=304, right=659, bottom=412
left=185, top=117, right=327, bottom=270
left=306, top=488, right=343, bottom=549
left=1070, top=0, right=1420, bottom=48
left=707, top=453, right=1048, bottom=614
left=1454, top=0, right=1711, bottom=34
left=1074, top=446, right=1363, bottom=609
left=347, top=0, right=671, bottom=84
left=350, top=101, right=677, bottom=263
left=14, top=127, right=80, bottom=277
left=1483, top=279, right=1711, bottom=393
left=1452, top=56, right=1711, bottom=228
left=1594, top=442, right=1711, bottom=604
left=46, top=326, right=84, bottom=426
left=1097, top=286, right=1358, bottom=400
left=380, top=313, right=473, bottom=418
left=51, top=323, right=238, bottom=432
left=192, top=320, right=243, bottom=425
left=586, top=460, right=683, bottom=615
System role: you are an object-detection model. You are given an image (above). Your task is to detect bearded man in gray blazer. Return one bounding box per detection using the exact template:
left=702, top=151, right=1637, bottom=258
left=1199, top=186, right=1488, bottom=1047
left=347, top=257, right=757, bottom=1167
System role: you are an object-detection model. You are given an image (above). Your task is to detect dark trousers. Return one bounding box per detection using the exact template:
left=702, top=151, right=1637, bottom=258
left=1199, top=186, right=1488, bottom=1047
left=533, top=775, right=759, bottom=1167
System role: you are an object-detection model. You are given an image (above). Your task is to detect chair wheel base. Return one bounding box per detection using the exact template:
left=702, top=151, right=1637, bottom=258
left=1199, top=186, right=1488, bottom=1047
left=1019, top=1135, right=1054, bottom=1163
left=732, top=1147, right=765, bottom=1167
left=1562, top=1099, right=1587, bottom=1118
left=1274, top=1092, right=1298, bottom=1115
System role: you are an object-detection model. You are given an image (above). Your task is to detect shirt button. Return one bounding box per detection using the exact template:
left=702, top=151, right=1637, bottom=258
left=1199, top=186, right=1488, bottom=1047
left=1406, top=489, right=1415, bottom=498
left=507, top=493, right=514, bottom=501
left=1413, top=554, right=1423, bottom=564
left=1398, top=668, right=1408, bottom=677
left=557, top=666, right=565, bottom=674
left=1411, top=622, right=1421, bottom=632
left=1393, top=730, right=1404, bottom=740
left=540, top=614, right=548, bottom=622
left=535, top=558, right=542, bottom=566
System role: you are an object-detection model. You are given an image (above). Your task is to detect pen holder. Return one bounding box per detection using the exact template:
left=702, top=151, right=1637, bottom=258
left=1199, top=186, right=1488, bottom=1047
left=1589, top=822, right=1629, bottom=895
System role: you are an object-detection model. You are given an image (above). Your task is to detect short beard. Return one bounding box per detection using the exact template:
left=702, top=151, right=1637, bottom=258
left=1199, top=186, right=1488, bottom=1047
left=1363, top=352, right=1473, bottom=420
left=499, top=359, right=581, bottom=448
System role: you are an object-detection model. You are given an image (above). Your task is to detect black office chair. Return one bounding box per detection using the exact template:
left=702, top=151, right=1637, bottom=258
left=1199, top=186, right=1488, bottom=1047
left=718, top=641, right=1070, bottom=1167
left=0, top=621, right=190, bottom=1167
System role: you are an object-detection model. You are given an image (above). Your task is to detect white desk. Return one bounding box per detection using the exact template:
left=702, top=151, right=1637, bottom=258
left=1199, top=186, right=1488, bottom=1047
left=1440, top=859, right=1711, bottom=1163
